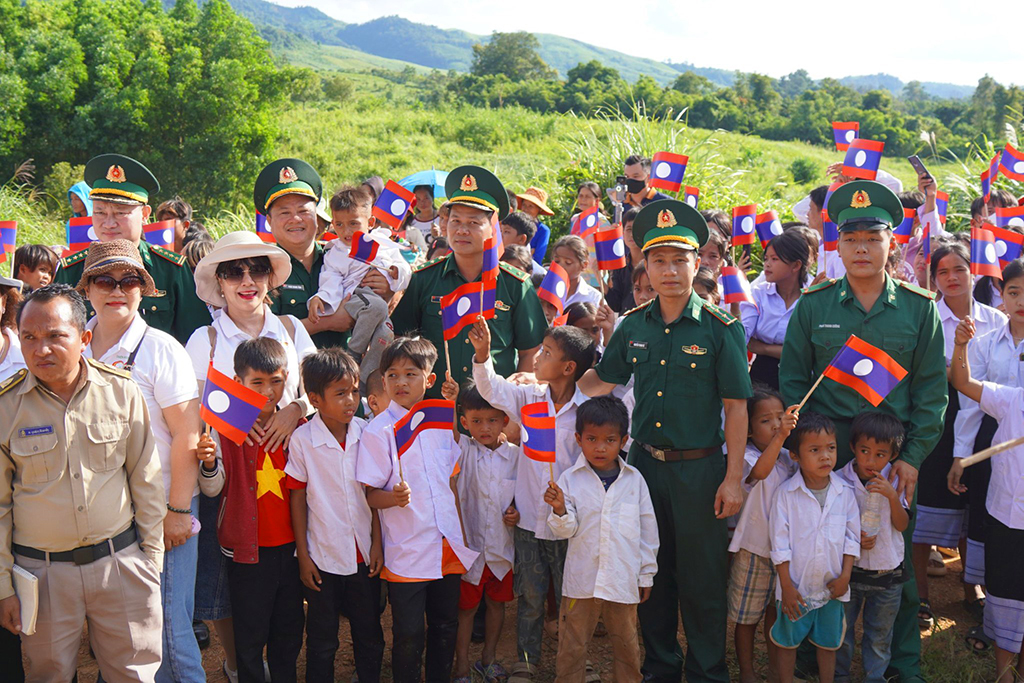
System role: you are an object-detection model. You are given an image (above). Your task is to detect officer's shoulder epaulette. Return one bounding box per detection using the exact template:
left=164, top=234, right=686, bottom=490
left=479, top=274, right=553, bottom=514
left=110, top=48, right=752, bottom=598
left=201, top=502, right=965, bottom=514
left=414, top=255, right=447, bottom=273
left=802, top=278, right=837, bottom=295
left=622, top=300, right=654, bottom=317
left=0, top=369, right=27, bottom=398
left=897, top=280, right=937, bottom=300
left=702, top=300, right=738, bottom=326
left=59, top=249, right=88, bottom=268
left=87, top=357, right=133, bottom=379
left=499, top=262, right=529, bottom=282
left=150, top=244, right=186, bottom=266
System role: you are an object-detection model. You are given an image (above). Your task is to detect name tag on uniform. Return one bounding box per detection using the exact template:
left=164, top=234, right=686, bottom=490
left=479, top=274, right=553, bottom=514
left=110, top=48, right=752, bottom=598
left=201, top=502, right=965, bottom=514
left=431, top=296, right=443, bottom=304
left=628, top=341, right=648, bottom=349
left=19, top=426, right=53, bottom=437
left=817, top=323, right=841, bottom=329
left=280, top=284, right=304, bottom=291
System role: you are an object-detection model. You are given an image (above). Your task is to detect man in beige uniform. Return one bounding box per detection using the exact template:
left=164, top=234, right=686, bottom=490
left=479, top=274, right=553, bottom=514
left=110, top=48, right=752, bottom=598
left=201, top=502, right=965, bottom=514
left=0, top=284, right=166, bottom=682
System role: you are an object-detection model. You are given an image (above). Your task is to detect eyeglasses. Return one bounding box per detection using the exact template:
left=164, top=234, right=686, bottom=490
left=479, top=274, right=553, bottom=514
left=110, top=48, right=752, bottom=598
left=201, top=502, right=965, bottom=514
left=217, top=265, right=272, bottom=284
left=90, top=274, right=145, bottom=293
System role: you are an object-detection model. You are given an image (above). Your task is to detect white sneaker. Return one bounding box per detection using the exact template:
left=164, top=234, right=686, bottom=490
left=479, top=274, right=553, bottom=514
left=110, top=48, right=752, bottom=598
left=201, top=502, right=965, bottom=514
left=264, top=660, right=272, bottom=682
left=222, top=661, right=239, bottom=683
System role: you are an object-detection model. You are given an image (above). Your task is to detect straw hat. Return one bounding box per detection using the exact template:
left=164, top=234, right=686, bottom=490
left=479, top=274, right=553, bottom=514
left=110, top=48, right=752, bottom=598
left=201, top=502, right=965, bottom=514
left=515, top=187, right=554, bottom=216
left=193, top=231, right=292, bottom=308
left=75, top=239, right=157, bottom=296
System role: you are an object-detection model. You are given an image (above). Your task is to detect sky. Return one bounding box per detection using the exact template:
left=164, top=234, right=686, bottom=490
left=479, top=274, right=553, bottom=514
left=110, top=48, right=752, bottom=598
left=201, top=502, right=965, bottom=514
left=274, top=0, right=1022, bottom=86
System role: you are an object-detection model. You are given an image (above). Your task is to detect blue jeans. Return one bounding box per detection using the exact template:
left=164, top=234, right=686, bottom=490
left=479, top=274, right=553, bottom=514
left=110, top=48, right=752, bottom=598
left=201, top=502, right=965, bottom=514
left=836, top=582, right=903, bottom=683
left=156, top=496, right=205, bottom=683
left=513, top=526, right=567, bottom=666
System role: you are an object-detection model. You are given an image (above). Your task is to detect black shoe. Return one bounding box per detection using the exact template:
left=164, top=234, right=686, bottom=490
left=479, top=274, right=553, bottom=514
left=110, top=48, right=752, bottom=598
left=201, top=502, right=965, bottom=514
left=193, top=619, right=211, bottom=649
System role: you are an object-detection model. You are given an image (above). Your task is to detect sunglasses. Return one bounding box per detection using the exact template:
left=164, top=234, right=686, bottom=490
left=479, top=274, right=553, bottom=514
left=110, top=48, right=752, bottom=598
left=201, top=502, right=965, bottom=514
left=90, top=274, right=145, bottom=293
left=217, top=265, right=272, bottom=284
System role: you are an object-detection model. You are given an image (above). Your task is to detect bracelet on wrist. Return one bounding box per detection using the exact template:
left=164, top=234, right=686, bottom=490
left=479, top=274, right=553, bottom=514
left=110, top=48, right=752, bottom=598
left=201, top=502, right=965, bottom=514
left=167, top=504, right=191, bottom=515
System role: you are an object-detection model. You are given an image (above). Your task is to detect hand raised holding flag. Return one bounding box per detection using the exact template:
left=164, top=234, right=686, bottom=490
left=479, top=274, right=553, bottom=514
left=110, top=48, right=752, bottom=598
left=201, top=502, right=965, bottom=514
left=392, top=481, right=411, bottom=508
left=544, top=480, right=566, bottom=515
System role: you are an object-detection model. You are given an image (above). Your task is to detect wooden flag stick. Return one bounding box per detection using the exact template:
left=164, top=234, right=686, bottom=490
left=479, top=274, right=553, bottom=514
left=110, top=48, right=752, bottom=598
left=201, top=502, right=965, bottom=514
left=444, top=337, right=452, bottom=379
left=549, top=462, right=555, bottom=485
left=961, top=434, right=1024, bottom=468
left=797, top=371, right=827, bottom=412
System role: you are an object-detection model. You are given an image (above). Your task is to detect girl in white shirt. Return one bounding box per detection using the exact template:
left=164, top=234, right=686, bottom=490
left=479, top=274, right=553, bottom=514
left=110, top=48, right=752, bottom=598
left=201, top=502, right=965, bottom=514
left=551, top=235, right=603, bottom=309
left=0, top=276, right=25, bottom=381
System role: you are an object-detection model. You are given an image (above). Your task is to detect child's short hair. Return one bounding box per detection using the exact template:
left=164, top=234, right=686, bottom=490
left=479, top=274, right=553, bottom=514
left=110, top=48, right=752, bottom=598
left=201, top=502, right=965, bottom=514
left=530, top=272, right=546, bottom=290
left=365, top=368, right=385, bottom=397
left=182, top=233, right=214, bottom=271
left=545, top=325, right=597, bottom=380
left=700, top=209, right=732, bottom=239
left=849, top=412, right=905, bottom=457
left=459, top=378, right=499, bottom=414
left=500, top=244, right=533, bottom=273
left=380, top=336, right=438, bottom=374
left=426, top=238, right=449, bottom=261
left=898, top=191, right=924, bottom=211
left=301, top=348, right=360, bottom=396
left=552, top=235, right=589, bottom=264
left=747, top=382, right=783, bottom=417
left=155, top=196, right=193, bottom=223
left=234, top=337, right=288, bottom=377
left=622, top=206, right=639, bottom=226
left=501, top=211, right=537, bottom=242
left=13, top=244, right=57, bottom=278
left=970, top=196, right=988, bottom=220
left=693, top=266, right=720, bottom=304
left=785, top=412, right=836, bottom=453
left=631, top=260, right=648, bottom=284
left=990, top=188, right=1017, bottom=209
left=329, top=185, right=373, bottom=214
left=575, top=395, right=629, bottom=438
left=808, top=185, right=830, bottom=211
left=565, top=301, right=597, bottom=326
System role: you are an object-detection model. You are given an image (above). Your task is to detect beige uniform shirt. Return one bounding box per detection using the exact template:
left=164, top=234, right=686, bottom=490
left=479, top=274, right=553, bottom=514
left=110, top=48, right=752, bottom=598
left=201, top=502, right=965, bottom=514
left=0, top=359, right=166, bottom=600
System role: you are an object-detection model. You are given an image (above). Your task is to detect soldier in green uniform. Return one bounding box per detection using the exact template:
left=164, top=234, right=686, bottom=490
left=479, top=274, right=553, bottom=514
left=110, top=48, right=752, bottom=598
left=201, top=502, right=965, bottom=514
left=578, top=200, right=751, bottom=683
left=779, top=180, right=947, bottom=683
left=55, top=154, right=211, bottom=344
left=391, top=166, right=547, bottom=395
left=254, top=158, right=355, bottom=349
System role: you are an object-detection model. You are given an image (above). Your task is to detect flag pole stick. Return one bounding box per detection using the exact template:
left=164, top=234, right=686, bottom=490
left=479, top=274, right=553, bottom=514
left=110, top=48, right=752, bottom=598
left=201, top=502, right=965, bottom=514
left=444, top=337, right=452, bottom=380
left=961, top=434, right=1024, bottom=468
left=797, top=371, right=827, bottom=412
left=549, top=462, right=555, bottom=484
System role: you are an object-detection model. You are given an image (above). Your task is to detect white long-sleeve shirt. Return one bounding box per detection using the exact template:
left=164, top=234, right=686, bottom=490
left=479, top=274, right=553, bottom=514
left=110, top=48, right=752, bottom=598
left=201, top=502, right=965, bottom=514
left=473, top=356, right=588, bottom=540
left=954, top=323, right=1023, bottom=459
left=740, top=281, right=802, bottom=345
left=977, top=382, right=1024, bottom=530
left=770, top=471, right=860, bottom=602
left=547, top=455, right=658, bottom=604
left=729, top=443, right=798, bottom=558
left=835, top=461, right=907, bottom=571
left=456, top=439, right=518, bottom=584
left=314, top=229, right=411, bottom=314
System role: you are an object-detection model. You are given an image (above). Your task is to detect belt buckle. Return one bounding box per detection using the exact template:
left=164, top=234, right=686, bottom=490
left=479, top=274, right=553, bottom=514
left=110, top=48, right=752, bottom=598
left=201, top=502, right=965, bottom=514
left=651, top=446, right=666, bottom=462
left=72, top=546, right=93, bottom=566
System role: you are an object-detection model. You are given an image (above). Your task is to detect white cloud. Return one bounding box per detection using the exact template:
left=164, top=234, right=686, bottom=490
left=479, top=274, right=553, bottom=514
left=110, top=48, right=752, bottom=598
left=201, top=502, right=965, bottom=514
left=274, top=0, right=1022, bottom=86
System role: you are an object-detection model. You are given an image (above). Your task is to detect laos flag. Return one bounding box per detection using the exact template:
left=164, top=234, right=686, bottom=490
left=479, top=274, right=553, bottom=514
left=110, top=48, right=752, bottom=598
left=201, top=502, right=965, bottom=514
left=970, top=226, right=1002, bottom=279
left=988, top=153, right=1002, bottom=196
left=537, top=262, right=569, bottom=315
left=255, top=212, right=275, bottom=244
left=650, top=152, right=688, bottom=192
left=67, top=216, right=96, bottom=254
left=823, top=335, right=908, bottom=407
left=823, top=210, right=839, bottom=252
left=572, top=206, right=601, bottom=239
left=552, top=311, right=569, bottom=327
left=995, top=206, right=1024, bottom=229
left=441, top=281, right=495, bottom=340
left=999, top=143, right=1024, bottom=182
left=144, top=220, right=175, bottom=249
left=349, top=231, right=379, bottom=264
left=842, top=139, right=885, bottom=180
left=200, top=363, right=268, bottom=444
left=0, top=221, right=15, bottom=264
left=683, top=186, right=700, bottom=209
left=595, top=224, right=627, bottom=270
left=894, top=208, right=915, bottom=245
left=935, top=191, right=948, bottom=224
left=520, top=402, right=556, bottom=463
left=482, top=219, right=503, bottom=284
left=731, top=205, right=757, bottom=246
left=922, top=222, right=932, bottom=264
left=754, top=210, right=783, bottom=249
left=989, top=225, right=1024, bottom=268
left=981, top=169, right=992, bottom=203
left=720, top=265, right=753, bottom=305
left=394, top=399, right=456, bottom=459
left=373, top=180, right=415, bottom=230
left=832, top=122, right=860, bottom=151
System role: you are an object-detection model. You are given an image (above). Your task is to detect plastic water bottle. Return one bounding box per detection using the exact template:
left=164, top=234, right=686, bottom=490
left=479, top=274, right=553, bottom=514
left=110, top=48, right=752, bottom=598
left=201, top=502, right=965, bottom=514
left=861, top=491, right=884, bottom=538
left=803, top=588, right=833, bottom=612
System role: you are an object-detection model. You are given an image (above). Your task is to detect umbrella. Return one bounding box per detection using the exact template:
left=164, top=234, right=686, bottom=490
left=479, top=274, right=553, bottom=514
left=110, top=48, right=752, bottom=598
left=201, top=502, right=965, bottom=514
left=398, top=169, right=449, bottom=199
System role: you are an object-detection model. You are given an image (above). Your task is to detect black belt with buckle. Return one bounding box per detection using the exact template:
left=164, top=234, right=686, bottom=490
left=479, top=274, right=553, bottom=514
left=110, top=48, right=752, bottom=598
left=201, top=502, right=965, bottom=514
left=13, top=524, right=137, bottom=566
left=640, top=443, right=718, bottom=462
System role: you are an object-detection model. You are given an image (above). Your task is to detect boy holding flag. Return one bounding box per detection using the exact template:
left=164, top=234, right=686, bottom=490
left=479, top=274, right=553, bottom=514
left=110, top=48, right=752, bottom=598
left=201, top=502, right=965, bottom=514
left=779, top=179, right=947, bottom=683
left=578, top=199, right=753, bottom=683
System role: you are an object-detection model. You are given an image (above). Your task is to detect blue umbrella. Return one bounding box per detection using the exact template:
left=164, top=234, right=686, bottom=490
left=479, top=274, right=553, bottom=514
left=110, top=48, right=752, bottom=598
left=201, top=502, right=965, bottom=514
left=398, top=169, right=449, bottom=199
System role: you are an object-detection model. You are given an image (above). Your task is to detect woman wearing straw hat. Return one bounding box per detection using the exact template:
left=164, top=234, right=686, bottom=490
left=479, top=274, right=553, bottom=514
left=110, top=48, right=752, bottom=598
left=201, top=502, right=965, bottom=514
left=77, top=239, right=206, bottom=683
left=515, top=186, right=554, bottom=266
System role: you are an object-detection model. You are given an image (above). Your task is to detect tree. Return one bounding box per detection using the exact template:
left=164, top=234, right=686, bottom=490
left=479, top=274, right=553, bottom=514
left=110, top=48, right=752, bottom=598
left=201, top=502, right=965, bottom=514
left=777, top=70, right=814, bottom=98
left=471, top=31, right=556, bottom=82
left=902, top=81, right=928, bottom=102
left=862, top=89, right=894, bottom=112
left=671, top=71, right=713, bottom=96
left=323, top=73, right=354, bottom=102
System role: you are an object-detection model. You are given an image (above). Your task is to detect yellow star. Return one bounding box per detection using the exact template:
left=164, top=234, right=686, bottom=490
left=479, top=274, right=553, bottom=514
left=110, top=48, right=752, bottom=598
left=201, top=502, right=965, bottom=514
left=256, top=453, right=285, bottom=500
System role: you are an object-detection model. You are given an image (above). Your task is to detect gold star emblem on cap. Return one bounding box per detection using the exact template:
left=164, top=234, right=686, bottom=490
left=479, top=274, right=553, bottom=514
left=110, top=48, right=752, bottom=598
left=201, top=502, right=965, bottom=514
left=279, top=166, right=298, bottom=184
left=460, top=174, right=478, bottom=192
left=106, top=165, right=126, bottom=183
left=656, top=209, right=677, bottom=229
left=851, top=190, right=872, bottom=208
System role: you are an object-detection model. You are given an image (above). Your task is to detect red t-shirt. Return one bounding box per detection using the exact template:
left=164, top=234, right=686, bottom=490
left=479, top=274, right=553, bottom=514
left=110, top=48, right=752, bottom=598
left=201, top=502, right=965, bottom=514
left=256, top=445, right=294, bottom=547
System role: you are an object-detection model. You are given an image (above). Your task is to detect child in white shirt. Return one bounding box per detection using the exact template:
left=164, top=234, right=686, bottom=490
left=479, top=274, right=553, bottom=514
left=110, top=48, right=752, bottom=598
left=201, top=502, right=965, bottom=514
left=727, top=385, right=800, bottom=683
left=835, top=412, right=910, bottom=683
left=544, top=396, right=658, bottom=683
left=770, top=412, right=860, bottom=683
left=307, top=186, right=411, bottom=383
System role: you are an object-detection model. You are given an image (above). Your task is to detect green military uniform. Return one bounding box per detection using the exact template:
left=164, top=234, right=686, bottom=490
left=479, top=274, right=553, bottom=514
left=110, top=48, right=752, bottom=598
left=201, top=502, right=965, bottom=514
left=391, top=255, right=546, bottom=395
left=779, top=180, right=947, bottom=683
left=594, top=200, right=752, bottom=683
left=268, top=240, right=349, bottom=349
left=55, top=154, right=211, bottom=344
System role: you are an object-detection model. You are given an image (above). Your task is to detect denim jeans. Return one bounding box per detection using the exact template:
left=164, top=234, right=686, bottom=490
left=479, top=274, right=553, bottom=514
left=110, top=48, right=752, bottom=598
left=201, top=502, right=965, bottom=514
left=513, top=526, right=567, bottom=666
left=836, top=581, right=903, bottom=683
left=156, top=496, right=205, bottom=683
